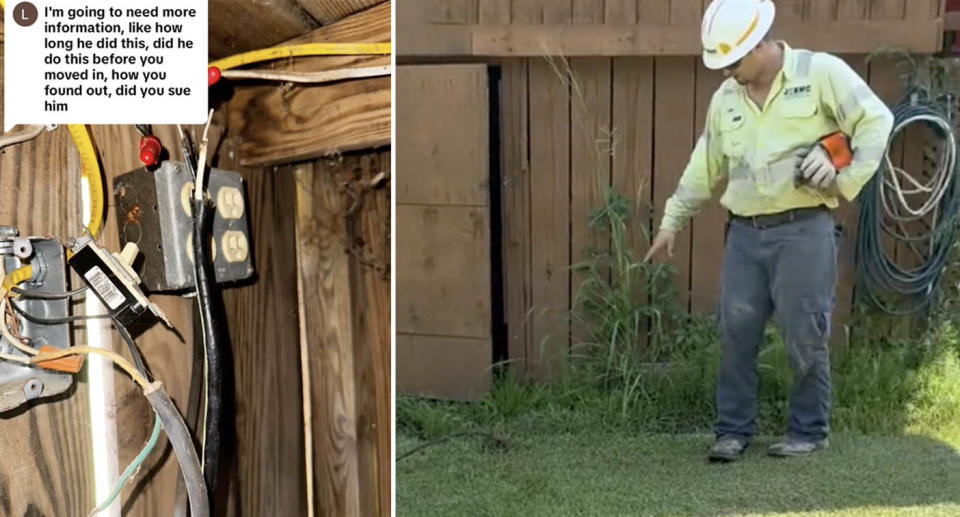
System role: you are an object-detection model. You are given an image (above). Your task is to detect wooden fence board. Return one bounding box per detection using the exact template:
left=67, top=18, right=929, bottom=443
left=778, top=0, right=809, bottom=20
left=612, top=57, right=655, bottom=257
left=690, top=64, right=727, bottom=314
left=638, top=0, right=671, bottom=23
left=808, top=0, right=837, bottom=21
left=396, top=205, right=492, bottom=337
left=500, top=59, right=533, bottom=376
left=905, top=0, right=944, bottom=19
left=573, top=0, right=605, bottom=23
left=511, top=0, right=544, bottom=24
left=837, top=0, right=870, bottom=19
left=528, top=59, right=571, bottom=378
left=653, top=57, right=697, bottom=310
left=611, top=56, right=654, bottom=353
left=220, top=160, right=307, bottom=517
left=396, top=65, right=489, bottom=207
left=870, top=0, right=906, bottom=19
left=396, top=335, right=492, bottom=400
left=343, top=150, right=392, bottom=517
left=570, top=57, right=612, bottom=346
left=605, top=0, right=638, bottom=24
left=480, top=0, right=513, bottom=23
left=295, top=161, right=360, bottom=517
left=671, top=0, right=702, bottom=24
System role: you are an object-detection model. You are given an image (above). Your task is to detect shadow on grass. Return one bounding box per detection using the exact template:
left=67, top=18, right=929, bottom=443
left=396, top=431, right=960, bottom=517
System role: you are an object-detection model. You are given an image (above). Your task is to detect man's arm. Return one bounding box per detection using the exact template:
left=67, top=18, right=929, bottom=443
left=816, top=54, right=894, bottom=201
left=659, top=100, right=727, bottom=234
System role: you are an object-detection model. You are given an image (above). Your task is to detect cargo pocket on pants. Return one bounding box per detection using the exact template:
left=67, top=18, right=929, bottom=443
left=789, top=295, right=832, bottom=378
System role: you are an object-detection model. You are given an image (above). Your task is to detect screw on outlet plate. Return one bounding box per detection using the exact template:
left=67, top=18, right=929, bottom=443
left=23, top=379, right=43, bottom=400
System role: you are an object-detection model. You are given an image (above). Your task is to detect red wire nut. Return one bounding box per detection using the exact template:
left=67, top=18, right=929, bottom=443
left=208, top=66, right=221, bottom=87
left=139, top=135, right=162, bottom=167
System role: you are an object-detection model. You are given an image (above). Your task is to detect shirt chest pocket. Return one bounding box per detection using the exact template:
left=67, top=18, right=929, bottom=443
left=719, top=110, right=749, bottom=159
left=779, top=97, right=819, bottom=119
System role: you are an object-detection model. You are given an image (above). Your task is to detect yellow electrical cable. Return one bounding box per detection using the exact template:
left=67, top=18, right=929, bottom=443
left=208, top=43, right=391, bottom=72
left=1, top=265, right=32, bottom=291
left=67, top=125, right=103, bottom=239
left=32, top=346, right=149, bottom=389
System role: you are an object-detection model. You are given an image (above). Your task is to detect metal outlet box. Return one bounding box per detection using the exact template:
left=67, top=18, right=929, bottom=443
left=0, top=239, right=73, bottom=413
left=113, top=161, right=255, bottom=293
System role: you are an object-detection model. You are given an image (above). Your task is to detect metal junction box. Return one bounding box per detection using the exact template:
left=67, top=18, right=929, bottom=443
left=0, top=237, right=73, bottom=413
left=113, top=161, right=255, bottom=293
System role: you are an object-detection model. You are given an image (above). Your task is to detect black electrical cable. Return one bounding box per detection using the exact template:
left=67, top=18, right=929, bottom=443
left=192, top=196, right=228, bottom=510
left=9, top=299, right=110, bottom=324
left=144, top=382, right=210, bottom=517
left=856, top=95, right=960, bottom=315
left=111, top=317, right=150, bottom=379
left=11, top=285, right=88, bottom=299
left=397, top=431, right=508, bottom=462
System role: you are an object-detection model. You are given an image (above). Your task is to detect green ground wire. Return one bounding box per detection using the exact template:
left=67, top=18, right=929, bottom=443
left=90, top=412, right=162, bottom=516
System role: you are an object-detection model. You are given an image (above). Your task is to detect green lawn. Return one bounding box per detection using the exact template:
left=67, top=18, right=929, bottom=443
left=397, top=431, right=960, bottom=516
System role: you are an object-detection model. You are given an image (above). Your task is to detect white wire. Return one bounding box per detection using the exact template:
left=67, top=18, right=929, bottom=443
left=193, top=110, right=215, bottom=202
left=220, top=64, right=391, bottom=84
left=878, top=113, right=956, bottom=222
left=0, top=125, right=45, bottom=149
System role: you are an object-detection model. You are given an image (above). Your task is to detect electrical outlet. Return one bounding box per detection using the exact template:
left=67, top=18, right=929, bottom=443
left=221, top=231, right=249, bottom=263
left=114, top=161, right=255, bottom=293
left=216, top=186, right=245, bottom=220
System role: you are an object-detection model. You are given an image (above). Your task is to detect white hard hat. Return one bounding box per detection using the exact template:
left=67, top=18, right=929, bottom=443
left=701, top=0, right=776, bottom=70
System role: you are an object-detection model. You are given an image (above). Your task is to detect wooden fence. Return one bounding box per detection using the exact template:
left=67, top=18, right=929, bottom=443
left=398, top=0, right=944, bottom=57
left=397, top=0, right=947, bottom=387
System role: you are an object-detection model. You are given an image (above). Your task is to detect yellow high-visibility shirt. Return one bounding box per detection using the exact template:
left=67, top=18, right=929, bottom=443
left=659, top=42, right=894, bottom=233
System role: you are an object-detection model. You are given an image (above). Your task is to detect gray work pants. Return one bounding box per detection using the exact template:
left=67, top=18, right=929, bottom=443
left=715, top=210, right=836, bottom=442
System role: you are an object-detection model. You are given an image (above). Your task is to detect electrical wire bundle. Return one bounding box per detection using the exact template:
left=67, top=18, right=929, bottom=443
left=856, top=92, right=960, bottom=315
left=0, top=263, right=209, bottom=517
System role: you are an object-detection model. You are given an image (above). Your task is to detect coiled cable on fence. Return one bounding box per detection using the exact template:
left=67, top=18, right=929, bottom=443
left=857, top=92, right=960, bottom=315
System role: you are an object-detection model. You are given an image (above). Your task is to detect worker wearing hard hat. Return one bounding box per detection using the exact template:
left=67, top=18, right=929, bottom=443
left=644, top=0, right=893, bottom=462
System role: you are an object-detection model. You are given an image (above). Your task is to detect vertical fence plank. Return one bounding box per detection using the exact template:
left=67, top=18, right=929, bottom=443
left=479, top=0, right=512, bottom=23
left=500, top=59, right=533, bottom=376
left=570, top=57, right=612, bottom=346
left=777, top=0, right=809, bottom=21
left=823, top=55, right=869, bottom=347
left=296, top=161, right=361, bottom=516
left=511, top=0, right=544, bottom=24
left=869, top=0, right=906, bottom=19
left=689, top=64, right=727, bottom=314
left=903, top=0, right=943, bottom=20
left=653, top=57, right=697, bottom=310
left=605, top=0, right=638, bottom=23
left=638, top=0, right=671, bottom=23
left=529, top=58, right=571, bottom=378
left=670, top=0, right=701, bottom=23
left=613, top=57, right=655, bottom=257
left=808, top=0, right=837, bottom=22
left=837, top=0, right=869, bottom=19
left=612, top=56, right=654, bottom=353
left=573, top=0, right=605, bottom=23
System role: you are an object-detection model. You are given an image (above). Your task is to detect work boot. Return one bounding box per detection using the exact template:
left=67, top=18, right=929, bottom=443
left=767, top=436, right=829, bottom=458
left=708, top=436, right=748, bottom=463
